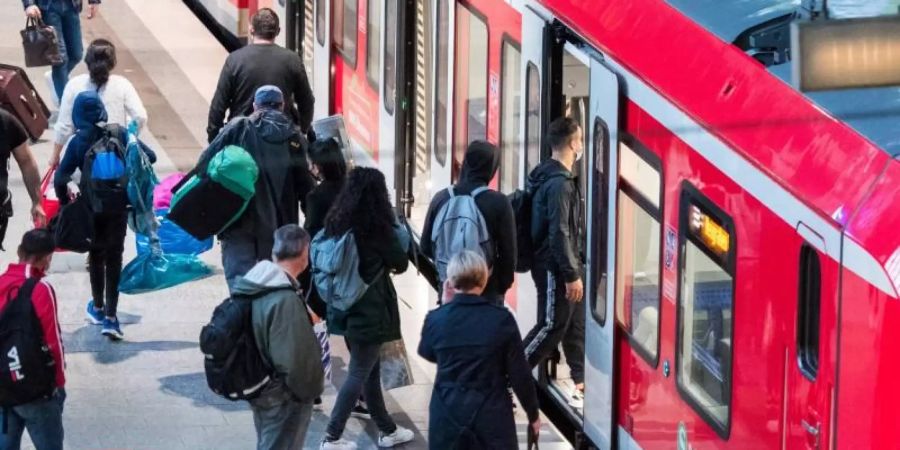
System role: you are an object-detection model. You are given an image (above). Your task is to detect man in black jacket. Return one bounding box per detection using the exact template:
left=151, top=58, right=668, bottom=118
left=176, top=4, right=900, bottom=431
left=207, top=8, right=314, bottom=143
left=420, top=140, right=516, bottom=305
left=196, top=86, right=314, bottom=290
left=522, top=117, right=586, bottom=406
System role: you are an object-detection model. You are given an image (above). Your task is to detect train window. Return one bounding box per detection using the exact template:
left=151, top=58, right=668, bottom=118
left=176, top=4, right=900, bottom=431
left=797, top=244, right=821, bottom=379
left=676, top=184, right=736, bottom=438
left=453, top=4, right=489, bottom=168
left=366, top=0, right=381, bottom=87
left=614, top=137, right=662, bottom=364
left=316, top=0, right=325, bottom=45
left=433, top=0, right=450, bottom=167
left=333, top=0, right=358, bottom=67
left=525, top=63, right=541, bottom=174
left=591, top=118, right=610, bottom=325
left=500, top=39, right=521, bottom=193
left=383, top=0, right=397, bottom=114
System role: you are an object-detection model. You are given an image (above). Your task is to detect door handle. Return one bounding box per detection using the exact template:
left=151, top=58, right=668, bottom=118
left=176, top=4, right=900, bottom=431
left=801, top=419, right=820, bottom=449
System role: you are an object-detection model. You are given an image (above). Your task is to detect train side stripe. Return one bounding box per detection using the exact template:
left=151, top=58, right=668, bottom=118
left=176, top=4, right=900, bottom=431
left=599, top=54, right=897, bottom=298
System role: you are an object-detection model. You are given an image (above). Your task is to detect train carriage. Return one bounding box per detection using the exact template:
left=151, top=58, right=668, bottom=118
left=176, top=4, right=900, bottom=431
left=189, top=0, right=900, bottom=448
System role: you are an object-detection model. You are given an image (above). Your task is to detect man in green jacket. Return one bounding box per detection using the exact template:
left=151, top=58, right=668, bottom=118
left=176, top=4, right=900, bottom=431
left=232, top=224, right=323, bottom=449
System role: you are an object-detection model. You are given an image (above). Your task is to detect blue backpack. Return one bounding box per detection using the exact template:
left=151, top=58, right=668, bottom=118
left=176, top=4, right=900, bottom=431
left=310, top=230, right=382, bottom=311
left=430, top=186, right=493, bottom=282
left=82, top=124, right=128, bottom=213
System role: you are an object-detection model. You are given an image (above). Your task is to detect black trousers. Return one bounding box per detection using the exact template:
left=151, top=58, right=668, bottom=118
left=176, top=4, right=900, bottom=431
left=522, top=267, right=585, bottom=384
left=89, top=212, right=127, bottom=318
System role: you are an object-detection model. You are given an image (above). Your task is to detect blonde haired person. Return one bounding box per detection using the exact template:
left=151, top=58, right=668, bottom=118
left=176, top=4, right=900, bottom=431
left=419, top=250, right=542, bottom=449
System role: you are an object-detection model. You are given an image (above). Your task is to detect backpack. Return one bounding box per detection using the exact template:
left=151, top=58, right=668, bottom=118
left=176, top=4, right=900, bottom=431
left=430, top=186, right=493, bottom=282
left=199, top=290, right=288, bottom=401
left=168, top=145, right=259, bottom=240
left=0, top=279, right=56, bottom=407
left=310, top=230, right=382, bottom=312
left=81, top=124, right=128, bottom=214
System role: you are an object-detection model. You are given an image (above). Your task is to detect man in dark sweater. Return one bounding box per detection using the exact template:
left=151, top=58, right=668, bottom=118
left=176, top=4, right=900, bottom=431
left=207, top=8, right=314, bottom=143
left=420, top=140, right=516, bottom=305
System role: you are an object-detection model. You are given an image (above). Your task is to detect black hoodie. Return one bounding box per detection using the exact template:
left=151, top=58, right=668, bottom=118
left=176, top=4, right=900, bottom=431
left=421, top=141, right=516, bottom=302
left=529, top=158, right=582, bottom=283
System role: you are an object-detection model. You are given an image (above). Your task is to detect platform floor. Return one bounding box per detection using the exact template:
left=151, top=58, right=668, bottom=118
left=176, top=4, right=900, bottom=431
left=0, top=2, right=570, bottom=449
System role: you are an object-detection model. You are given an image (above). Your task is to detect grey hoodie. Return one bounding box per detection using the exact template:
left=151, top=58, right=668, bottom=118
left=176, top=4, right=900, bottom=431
left=233, top=260, right=324, bottom=402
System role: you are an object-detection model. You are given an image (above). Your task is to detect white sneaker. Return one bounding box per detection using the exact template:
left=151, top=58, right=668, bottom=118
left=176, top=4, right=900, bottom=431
left=569, top=387, right=584, bottom=409
left=378, top=426, right=414, bottom=448
left=321, top=438, right=357, bottom=450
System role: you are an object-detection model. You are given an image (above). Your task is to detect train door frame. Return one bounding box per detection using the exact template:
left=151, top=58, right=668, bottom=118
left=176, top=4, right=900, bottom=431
left=429, top=0, right=455, bottom=192
left=312, top=0, right=331, bottom=121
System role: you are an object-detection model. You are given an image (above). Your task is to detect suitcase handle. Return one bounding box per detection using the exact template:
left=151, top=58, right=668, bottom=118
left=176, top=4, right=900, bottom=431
left=18, top=94, right=38, bottom=120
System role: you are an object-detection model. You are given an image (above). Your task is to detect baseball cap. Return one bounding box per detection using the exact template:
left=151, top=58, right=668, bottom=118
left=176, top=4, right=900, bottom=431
left=254, top=85, right=284, bottom=109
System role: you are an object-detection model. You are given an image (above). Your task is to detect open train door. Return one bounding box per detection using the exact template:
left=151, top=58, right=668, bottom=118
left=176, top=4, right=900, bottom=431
left=429, top=0, right=454, bottom=192
left=312, top=0, right=330, bottom=120
left=583, top=57, right=620, bottom=449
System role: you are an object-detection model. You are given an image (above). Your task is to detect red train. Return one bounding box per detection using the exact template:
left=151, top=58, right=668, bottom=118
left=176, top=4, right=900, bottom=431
left=191, top=0, right=900, bottom=448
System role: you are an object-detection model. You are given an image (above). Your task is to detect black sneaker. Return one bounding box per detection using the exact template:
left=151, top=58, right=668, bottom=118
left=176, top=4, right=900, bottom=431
left=350, top=402, right=371, bottom=419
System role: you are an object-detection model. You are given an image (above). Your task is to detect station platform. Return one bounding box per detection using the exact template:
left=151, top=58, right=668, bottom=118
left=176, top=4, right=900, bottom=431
left=0, top=2, right=570, bottom=449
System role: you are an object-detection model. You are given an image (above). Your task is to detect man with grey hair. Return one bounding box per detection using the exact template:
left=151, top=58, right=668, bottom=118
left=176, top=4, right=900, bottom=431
left=231, top=224, right=324, bottom=449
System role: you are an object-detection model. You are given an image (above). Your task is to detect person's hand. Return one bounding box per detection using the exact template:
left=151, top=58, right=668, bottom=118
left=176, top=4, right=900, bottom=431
left=565, top=278, right=584, bottom=302
left=308, top=310, right=322, bottom=324
left=48, top=153, right=60, bottom=169
left=31, top=203, right=47, bottom=228
left=66, top=182, right=80, bottom=201
left=87, top=4, right=98, bottom=19
left=530, top=418, right=541, bottom=440
left=442, top=279, right=456, bottom=303
left=25, top=6, right=41, bottom=19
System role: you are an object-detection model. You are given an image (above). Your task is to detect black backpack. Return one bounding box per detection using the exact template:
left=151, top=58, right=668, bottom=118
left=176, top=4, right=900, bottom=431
left=0, top=279, right=56, bottom=407
left=199, top=289, right=289, bottom=401
left=81, top=124, right=128, bottom=214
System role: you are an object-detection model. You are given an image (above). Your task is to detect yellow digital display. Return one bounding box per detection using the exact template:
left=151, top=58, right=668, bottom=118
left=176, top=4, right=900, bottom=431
left=689, top=206, right=730, bottom=256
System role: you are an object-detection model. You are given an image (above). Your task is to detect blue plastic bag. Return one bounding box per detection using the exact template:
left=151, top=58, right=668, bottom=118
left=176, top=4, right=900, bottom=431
left=136, top=209, right=213, bottom=256
left=119, top=244, right=213, bottom=295
left=125, top=122, right=159, bottom=236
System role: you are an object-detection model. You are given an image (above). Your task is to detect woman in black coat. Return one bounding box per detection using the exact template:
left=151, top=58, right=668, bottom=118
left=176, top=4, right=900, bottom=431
left=302, top=137, right=347, bottom=318
left=419, top=250, right=542, bottom=449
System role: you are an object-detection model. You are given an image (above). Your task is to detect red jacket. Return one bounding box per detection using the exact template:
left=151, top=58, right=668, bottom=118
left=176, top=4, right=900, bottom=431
left=0, top=264, right=65, bottom=388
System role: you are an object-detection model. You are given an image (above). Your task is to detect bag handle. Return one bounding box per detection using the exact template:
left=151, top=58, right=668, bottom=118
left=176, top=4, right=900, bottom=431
left=40, top=168, right=55, bottom=198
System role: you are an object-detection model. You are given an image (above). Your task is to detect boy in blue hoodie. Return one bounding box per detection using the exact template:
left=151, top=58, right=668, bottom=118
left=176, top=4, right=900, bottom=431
left=55, top=91, right=155, bottom=340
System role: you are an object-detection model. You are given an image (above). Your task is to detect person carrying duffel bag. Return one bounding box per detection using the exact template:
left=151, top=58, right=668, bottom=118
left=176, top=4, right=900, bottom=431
left=171, top=85, right=314, bottom=292
left=53, top=91, right=156, bottom=341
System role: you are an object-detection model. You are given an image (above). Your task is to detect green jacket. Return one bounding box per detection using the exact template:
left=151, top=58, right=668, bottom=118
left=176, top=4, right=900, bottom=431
left=234, top=260, right=324, bottom=402
left=327, top=230, right=409, bottom=344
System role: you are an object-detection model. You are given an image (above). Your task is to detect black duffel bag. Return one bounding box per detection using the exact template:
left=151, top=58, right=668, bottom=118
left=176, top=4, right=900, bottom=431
left=20, top=18, right=62, bottom=68
left=49, top=196, right=94, bottom=253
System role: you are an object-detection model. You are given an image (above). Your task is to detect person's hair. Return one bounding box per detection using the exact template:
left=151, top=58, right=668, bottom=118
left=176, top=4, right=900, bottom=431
left=547, top=116, right=580, bottom=152
left=251, top=8, right=281, bottom=40
left=272, top=224, right=310, bottom=261
left=324, top=167, right=395, bottom=241
left=309, top=138, right=347, bottom=182
left=447, top=250, right=489, bottom=292
left=84, top=39, right=117, bottom=88
left=17, top=229, right=55, bottom=262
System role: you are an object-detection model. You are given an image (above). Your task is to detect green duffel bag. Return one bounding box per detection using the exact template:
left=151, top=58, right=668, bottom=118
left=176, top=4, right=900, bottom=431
left=168, top=145, right=259, bottom=240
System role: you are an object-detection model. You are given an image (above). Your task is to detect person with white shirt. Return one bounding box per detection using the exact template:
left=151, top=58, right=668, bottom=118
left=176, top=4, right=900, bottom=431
left=51, top=38, right=147, bottom=168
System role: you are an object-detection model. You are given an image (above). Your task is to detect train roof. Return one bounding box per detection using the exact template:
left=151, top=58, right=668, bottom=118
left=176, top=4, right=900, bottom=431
left=665, top=0, right=900, bottom=156
left=541, top=0, right=900, bottom=296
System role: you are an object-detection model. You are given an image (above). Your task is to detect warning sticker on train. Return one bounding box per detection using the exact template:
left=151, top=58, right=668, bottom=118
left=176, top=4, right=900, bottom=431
left=665, top=226, right=677, bottom=270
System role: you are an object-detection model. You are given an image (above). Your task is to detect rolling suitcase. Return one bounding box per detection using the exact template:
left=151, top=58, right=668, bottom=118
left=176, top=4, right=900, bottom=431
left=0, top=64, right=50, bottom=142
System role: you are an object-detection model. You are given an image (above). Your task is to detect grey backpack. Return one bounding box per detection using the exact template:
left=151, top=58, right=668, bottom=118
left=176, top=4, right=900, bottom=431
left=430, top=186, right=494, bottom=282
left=310, top=230, right=382, bottom=311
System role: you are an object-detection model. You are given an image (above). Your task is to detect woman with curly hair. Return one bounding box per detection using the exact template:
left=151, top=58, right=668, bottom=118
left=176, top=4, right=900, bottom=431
left=320, top=167, right=414, bottom=450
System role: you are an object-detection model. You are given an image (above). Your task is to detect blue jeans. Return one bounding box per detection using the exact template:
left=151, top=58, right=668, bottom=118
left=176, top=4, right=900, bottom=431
left=325, top=341, right=396, bottom=439
left=42, top=1, right=83, bottom=99
left=0, top=388, right=65, bottom=450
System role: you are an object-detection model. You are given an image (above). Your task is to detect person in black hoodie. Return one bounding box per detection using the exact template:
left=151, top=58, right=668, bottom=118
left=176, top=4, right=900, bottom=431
left=522, top=117, right=586, bottom=406
left=207, top=8, right=314, bottom=143
left=195, top=85, right=314, bottom=291
left=420, top=140, right=516, bottom=305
